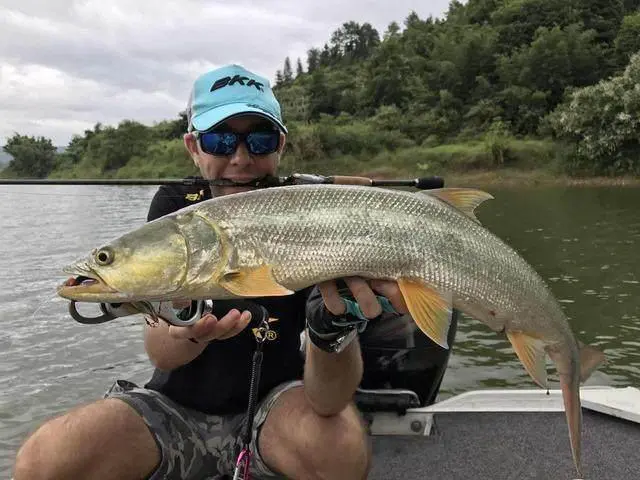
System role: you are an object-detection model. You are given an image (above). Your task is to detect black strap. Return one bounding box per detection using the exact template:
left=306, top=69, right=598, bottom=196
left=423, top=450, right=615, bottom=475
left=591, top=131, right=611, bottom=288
left=233, top=306, right=270, bottom=480
left=241, top=323, right=266, bottom=447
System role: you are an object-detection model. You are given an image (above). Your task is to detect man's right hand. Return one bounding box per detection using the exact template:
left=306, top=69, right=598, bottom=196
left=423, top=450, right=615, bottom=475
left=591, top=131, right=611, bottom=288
left=166, top=308, right=252, bottom=343
left=144, top=302, right=254, bottom=370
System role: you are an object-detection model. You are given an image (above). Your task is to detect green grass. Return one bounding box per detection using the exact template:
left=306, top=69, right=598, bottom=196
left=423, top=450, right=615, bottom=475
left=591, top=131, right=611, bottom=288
left=37, top=135, right=638, bottom=187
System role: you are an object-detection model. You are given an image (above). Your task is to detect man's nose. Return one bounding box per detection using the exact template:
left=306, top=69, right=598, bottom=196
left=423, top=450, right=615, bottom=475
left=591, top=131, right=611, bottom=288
left=229, top=140, right=253, bottom=167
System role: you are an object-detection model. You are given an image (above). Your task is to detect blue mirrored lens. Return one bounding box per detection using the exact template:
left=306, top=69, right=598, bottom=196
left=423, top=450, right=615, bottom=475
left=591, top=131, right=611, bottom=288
left=246, top=132, right=279, bottom=154
left=199, top=131, right=279, bottom=156
left=200, top=132, right=236, bottom=155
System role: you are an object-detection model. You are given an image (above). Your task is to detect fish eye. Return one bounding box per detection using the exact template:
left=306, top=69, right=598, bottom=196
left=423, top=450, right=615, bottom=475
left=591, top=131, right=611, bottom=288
left=95, top=247, right=115, bottom=266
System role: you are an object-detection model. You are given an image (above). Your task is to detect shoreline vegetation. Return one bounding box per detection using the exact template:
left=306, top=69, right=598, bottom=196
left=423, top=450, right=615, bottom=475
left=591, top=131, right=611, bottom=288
left=3, top=3, right=640, bottom=186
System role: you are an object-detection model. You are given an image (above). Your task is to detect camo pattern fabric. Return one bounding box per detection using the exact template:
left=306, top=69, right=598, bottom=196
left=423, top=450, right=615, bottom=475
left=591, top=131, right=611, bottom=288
left=104, top=379, right=302, bottom=479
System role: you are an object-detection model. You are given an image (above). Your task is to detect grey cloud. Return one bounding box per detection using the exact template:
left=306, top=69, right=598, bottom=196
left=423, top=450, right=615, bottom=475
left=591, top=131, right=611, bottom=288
left=0, top=0, right=450, bottom=145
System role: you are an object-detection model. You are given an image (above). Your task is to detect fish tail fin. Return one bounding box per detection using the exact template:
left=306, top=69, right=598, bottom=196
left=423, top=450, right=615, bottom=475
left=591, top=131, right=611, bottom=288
left=577, top=341, right=606, bottom=383
left=559, top=373, right=583, bottom=478
left=548, top=348, right=584, bottom=477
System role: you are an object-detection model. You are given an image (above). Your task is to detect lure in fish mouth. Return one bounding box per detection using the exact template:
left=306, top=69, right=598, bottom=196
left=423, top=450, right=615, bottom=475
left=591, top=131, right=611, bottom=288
left=58, top=272, right=115, bottom=297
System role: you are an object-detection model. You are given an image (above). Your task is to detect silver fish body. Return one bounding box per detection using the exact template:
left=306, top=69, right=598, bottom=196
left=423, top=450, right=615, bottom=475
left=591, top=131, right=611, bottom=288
left=58, top=184, right=605, bottom=477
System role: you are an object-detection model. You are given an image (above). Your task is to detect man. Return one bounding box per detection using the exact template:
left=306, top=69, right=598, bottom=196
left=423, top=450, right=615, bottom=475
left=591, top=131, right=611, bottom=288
left=13, top=64, right=409, bottom=479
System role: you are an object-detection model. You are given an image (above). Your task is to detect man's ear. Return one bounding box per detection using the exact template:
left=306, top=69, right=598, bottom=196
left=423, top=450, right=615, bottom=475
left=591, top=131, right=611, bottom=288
left=184, top=133, right=200, bottom=167
left=278, top=133, right=287, bottom=155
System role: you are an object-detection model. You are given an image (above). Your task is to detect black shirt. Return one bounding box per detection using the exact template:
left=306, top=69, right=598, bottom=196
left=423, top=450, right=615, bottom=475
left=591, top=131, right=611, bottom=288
left=143, top=179, right=311, bottom=414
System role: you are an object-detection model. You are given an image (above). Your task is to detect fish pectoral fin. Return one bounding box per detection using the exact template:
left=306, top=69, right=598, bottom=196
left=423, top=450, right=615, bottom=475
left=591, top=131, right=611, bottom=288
left=577, top=340, right=606, bottom=383
left=397, top=278, right=452, bottom=349
left=421, top=188, right=494, bottom=223
left=506, top=331, right=548, bottom=389
left=219, top=265, right=294, bottom=297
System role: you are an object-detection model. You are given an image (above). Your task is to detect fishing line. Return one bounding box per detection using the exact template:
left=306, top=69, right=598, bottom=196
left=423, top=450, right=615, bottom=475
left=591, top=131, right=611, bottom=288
left=28, top=292, right=68, bottom=323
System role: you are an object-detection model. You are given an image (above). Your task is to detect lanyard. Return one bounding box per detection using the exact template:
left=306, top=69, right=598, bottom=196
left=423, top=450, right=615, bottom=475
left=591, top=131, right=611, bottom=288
left=233, top=311, right=270, bottom=480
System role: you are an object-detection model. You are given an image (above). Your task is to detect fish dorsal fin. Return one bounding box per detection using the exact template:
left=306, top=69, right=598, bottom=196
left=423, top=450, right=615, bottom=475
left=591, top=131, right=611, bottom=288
left=420, top=188, right=493, bottom=223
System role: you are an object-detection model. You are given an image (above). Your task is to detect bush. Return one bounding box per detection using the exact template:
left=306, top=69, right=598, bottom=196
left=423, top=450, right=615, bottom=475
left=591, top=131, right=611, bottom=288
left=547, top=52, right=640, bottom=175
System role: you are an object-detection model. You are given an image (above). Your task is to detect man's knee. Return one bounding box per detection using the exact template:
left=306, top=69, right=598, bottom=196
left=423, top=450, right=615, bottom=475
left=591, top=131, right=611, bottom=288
left=13, top=398, right=159, bottom=480
left=310, top=405, right=370, bottom=472
left=261, top=387, right=370, bottom=480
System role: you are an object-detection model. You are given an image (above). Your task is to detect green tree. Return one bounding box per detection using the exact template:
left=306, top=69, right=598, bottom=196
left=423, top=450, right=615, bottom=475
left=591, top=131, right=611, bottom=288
left=307, top=48, right=320, bottom=72
left=547, top=53, right=640, bottom=174
left=283, top=57, right=293, bottom=83
left=497, top=24, right=604, bottom=133
left=578, top=0, right=625, bottom=44
left=491, top=0, right=581, bottom=52
left=84, top=120, right=153, bottom=172
left=2, top=134, right=57, bottom=177
left=614, top=13, right=640, bottom=65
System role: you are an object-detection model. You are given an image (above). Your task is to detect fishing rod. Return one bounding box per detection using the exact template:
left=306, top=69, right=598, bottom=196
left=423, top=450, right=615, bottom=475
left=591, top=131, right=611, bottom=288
left=0, top=173, right=444, bottom=190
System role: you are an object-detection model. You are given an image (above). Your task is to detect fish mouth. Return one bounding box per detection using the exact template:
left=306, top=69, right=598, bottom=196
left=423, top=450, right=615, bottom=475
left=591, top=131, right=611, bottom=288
left=57, top=264, right=117, bottom=302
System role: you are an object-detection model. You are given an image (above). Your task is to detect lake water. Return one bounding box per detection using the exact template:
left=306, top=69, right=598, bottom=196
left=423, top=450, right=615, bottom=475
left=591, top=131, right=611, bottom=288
left=0, top=183, right=638, bottom=476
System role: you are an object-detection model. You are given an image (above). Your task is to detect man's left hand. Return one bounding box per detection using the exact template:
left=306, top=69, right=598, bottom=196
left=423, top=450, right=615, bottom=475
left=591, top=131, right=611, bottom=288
left=318, top=277, right=409, bottom=319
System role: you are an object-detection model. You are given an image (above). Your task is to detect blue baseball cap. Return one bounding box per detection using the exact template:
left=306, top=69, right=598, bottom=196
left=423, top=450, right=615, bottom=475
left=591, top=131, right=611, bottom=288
left=186, top=64, right=287, bottom=134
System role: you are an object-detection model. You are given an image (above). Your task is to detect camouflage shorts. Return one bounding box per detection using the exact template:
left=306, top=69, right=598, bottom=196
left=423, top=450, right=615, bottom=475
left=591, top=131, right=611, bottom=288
left=104, top=379, right=303, bottom=480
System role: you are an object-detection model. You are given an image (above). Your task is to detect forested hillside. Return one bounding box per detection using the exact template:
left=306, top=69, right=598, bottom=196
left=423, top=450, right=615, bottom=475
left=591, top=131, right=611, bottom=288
left=3, top=0, right=640, bottom=180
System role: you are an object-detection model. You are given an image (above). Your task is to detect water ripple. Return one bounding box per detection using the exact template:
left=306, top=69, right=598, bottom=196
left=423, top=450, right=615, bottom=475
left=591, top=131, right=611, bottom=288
left=2, top=185, right=640, bottom=476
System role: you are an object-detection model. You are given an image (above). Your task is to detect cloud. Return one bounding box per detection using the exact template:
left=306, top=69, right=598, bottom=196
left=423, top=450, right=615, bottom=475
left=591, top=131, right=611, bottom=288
left=0, top=0, right=450, bottom=145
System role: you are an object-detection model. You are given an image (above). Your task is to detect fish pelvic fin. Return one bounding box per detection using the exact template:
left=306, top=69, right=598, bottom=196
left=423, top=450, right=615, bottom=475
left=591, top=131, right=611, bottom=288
left=219, top=265, right=295, bottom=297
left=577, top=341, right=606, bottom=383
left=397, top=278, right=452, bottom=349
left=506, top=331, right=548, bottom=389
left=420, top=188, right=494, bottom=223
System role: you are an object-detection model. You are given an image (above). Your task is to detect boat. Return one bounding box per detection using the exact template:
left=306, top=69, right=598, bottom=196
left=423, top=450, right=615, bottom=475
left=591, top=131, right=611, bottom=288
left=346, top=309, right=640, bottom=479
left=359, top=385, right=640, bottom=479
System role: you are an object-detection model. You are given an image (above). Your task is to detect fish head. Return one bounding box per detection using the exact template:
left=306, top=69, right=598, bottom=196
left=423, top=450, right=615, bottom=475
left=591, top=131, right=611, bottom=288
left=57, top=211, right=223, bottom=302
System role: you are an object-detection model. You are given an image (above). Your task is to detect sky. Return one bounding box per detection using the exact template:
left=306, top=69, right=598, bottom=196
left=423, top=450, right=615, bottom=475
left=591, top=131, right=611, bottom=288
left=0, top=0, right=452, bottom=146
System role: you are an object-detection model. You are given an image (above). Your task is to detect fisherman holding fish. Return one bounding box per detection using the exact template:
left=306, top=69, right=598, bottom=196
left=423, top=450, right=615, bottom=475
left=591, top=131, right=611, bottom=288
left=13, top=65, right=411, bottom=480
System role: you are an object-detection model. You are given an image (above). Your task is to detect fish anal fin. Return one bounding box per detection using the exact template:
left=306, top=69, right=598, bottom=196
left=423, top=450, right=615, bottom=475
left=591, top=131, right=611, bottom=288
left=220, top=265, right=294, bottom=297
left=397, top=278, right=452, bottom=349
left=507, top=331, right=548, bottom=389
left=422, top=188, right=494, bottom=223
left=577, top=341, right=606, bottom=383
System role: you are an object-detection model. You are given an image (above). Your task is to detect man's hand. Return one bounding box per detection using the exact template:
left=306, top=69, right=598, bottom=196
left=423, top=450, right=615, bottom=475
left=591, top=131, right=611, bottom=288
left=166, top=308, right=252, bottom=343
left=318, top=277, right=409, bottom=318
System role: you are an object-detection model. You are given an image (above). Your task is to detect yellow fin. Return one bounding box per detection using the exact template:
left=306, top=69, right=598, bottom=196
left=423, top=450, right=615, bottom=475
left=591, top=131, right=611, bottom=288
left=577, top=341, right=606, bottom=383
left=220, top=265, right=294, bottom=297
left=397, top=278, right=452, bottom=349
left=506, top=331, right=548, bottom=388
left=423, top=188, right=494, bottom=223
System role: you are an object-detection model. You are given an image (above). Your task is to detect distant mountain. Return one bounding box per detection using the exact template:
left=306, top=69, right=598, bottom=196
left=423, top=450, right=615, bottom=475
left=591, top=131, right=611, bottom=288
left=0, top=146, right=66, bottom=165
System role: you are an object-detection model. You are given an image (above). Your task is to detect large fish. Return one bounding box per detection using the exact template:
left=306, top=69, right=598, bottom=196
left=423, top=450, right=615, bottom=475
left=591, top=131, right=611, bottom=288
left=57, top=184, right=605, bottom=476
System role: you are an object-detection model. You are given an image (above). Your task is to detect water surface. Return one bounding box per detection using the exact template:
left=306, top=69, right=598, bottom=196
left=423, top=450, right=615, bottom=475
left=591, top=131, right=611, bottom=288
left=0, top=184, right=638, bottom=476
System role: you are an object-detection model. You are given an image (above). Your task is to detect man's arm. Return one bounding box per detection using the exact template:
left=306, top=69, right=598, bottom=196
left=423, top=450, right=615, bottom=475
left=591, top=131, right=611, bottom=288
left=303, top=278, right=408, bottom=416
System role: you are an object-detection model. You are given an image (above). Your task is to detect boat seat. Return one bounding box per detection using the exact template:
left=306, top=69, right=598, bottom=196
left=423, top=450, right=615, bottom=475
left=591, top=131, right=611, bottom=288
left=354, top=387, right=422, bottom=413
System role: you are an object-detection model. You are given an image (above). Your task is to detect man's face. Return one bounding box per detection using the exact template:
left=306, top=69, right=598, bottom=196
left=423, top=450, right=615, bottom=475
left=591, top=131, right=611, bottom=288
left=184, top=115, right=286, bottom=196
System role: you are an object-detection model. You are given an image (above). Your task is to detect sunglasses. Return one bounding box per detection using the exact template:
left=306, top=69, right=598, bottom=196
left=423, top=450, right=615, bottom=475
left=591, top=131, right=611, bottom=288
left=195, top=129, right=280, bottom=156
